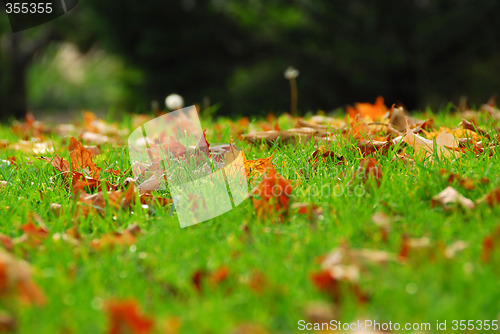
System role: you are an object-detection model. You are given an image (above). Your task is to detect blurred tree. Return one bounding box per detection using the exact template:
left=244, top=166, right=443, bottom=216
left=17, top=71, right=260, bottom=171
left=84, top=0, right=251, bottom=113
left=2, top=0, right=500, bottom=119
left=84, top=0, right=500, bottom=115
left=0, top=4, right=99, bottom=120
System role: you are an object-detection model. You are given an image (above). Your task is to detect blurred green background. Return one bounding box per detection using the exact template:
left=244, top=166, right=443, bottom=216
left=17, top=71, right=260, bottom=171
left=1, top=0, right=500, bottom=120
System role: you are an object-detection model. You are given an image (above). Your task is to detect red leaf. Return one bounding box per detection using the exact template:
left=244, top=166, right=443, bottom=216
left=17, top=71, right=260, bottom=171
left=106, top=299, right=154, bottom=334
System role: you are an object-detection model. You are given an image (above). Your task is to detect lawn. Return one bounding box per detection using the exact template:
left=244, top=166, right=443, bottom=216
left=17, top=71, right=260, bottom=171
left=1, top=100, right=500, bottom=333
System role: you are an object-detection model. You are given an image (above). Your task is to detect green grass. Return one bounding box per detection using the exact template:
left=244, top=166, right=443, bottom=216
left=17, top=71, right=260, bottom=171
left=1, top=110, right=500, bottom=334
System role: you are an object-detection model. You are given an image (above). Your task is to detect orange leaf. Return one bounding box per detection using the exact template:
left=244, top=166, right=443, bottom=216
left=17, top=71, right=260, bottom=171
left=106, top=299, right=154, bottom=334
left=68, top=137, right=101, bottom=179
left=91, top=227, right=139, bottom=250
left=40, top=154, right=71, bottom=174
left=250, top=170, right=293, bottom=220
left=243, top=152, right=275, bottom=179
left=347, top=96, right=387, bottom=122
left=0, top=249, right=45, bottom=305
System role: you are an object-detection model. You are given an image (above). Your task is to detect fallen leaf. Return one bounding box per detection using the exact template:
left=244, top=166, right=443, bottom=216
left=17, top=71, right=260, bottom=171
left=357, top=139, right=392, bottom=156
left=350, top=158, right=383, bottom=186
left=80, top=131, right=111, bottom=145
left=250, top=170, right=293, bottom=221
left=404, top=122, right=460, bottom=159
left=105, top=299, right=154, bottom=334
left=40, top=154, right=71, bottom=174
left=444, top=240, right=468, bottom=259
left=309, top=146, right=343, bottom=165
left=347, top=96, right=387, bottom=122
left=191, top=266, right=230, bottom=293
left=0, top=249, right=46, bottom=305
left=304, top=302, right=336, bottom=327
left=243, top=152, right=275, bottom=179
left=105, top=168, right=123, bottom=176
left=77, top=182, right=136, bottom=217
left=438, top=169, right=476, bottom=190
left=460, top=119, right=490, bottom=139
left=477, top=187, right=500, bottom=206
left=11, top=140, right=54, bottom=154
left=431, top=186, right=475, bottom=210
left=398, top=236, right=434, bottom=261
left=68, top=137, right=101, bottom=178
left=311, top=243, right=393, bottom=303
left=91, top=224, right=141, bottom=250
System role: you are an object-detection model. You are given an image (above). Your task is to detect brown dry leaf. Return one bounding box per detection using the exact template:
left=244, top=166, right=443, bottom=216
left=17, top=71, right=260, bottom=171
left=52, top=229, right=81, bottom=247
left=0, top=234, right=13, bottom=251
left=477, top=187, right=500, bottom=206
left=77, top=182, right=136, bottom=217
left=40, top=154, right=71, bottom=174
left=137, top=174, right=162, bottom=193
left=80, top=131, right=111, bottom=145
left=243, top=127, right=331, bottom=146
left=246, top=270, right=268, bottom=294
left=0, top=311, right=15, bottom=332
left=309, top=146, right=343, bottom=165
left=444, top=240, right=468, bottom=259
left=311, top=244, right=392, bottom=303
left=11, top=140, right=54, bottom=155
left=91, top=224, right=141, bottom=250
left=350, top=158, right=383, bottom=186
left=481, top=226, right=500, bottom=262
left=191, top=266, right=230, bottom=293
left=85, top=145, right=101, bottom=156
left=72, top=173, right=117, bottom=192
left=357, top=139, right=392, bottom=156
left=460, top=119, right=490, bottom=139
left=0, top=249, right=46, bottom=305
left=399, top=236, right=434, bottom=261
left=105, top=168, right=123, bottom=176
left=438, top=169, right=477, bottom=190
left=83, top=111, right=122, bottom=136
left=372, top=211, right=392, bottom=242
left=54, top=123, right=76, bottom=137
left=11, top=113, right=46, bottom=139
left=0, top=139, right=8, bottom=150
left=391, top=153, right=415, bottom=165
left=139, top=193, right=172, bottom=207
left=105, top=299, right=154, bottom=334
left=304, top=302, right=336, bottom=327
left=431, top=186, right=475, bottom=210
left=68, top=137, right=101, bottom=179
left=389, top=106, right=413, bottom=131
left=372, top=211, right=392, bottom=229
left=291, top=202, right=323, bottom=218
left=404, top=122, right=460, bottom=159
left=11, top=213, right=48, bottom=249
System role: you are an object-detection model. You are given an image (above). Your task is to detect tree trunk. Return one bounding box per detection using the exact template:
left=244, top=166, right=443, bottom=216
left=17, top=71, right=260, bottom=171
left=9, top=33, right=29, bottom=120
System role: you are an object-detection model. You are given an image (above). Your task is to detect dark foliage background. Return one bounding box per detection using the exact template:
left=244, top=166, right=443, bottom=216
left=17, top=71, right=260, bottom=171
left=1, top=0, right=500, bottom=119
